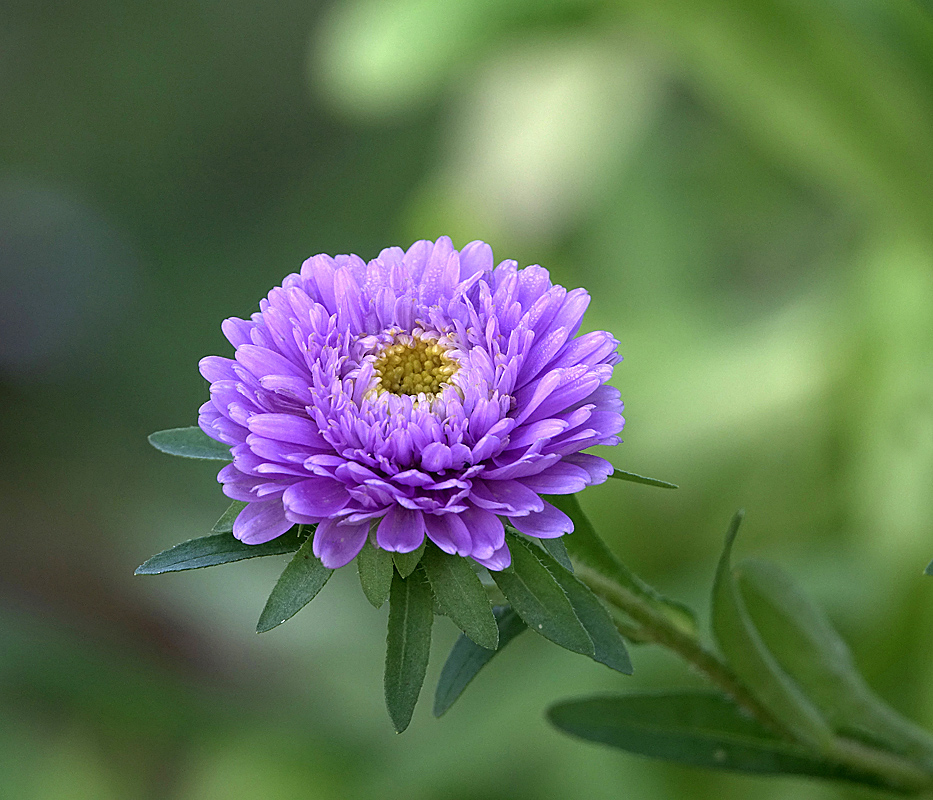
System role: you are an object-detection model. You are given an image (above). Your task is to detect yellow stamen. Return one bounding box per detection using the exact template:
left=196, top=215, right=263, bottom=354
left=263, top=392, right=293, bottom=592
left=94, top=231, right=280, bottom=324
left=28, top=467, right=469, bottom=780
left=373, top=336, right=457, bottom=397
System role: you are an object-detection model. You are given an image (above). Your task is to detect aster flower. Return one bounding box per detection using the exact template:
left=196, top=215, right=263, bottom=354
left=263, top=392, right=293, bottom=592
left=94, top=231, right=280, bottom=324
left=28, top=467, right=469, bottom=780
left=196, top=236, right=624, bottom=571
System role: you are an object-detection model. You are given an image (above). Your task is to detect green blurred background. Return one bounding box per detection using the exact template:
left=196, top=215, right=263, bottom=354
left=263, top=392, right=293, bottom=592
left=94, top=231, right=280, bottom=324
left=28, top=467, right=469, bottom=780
left=3, top=0, right=933, bottom=797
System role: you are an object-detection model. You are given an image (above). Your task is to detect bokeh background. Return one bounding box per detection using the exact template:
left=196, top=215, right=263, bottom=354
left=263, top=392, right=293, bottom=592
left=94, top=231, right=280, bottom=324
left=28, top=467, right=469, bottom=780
left=3, top=0, right=933, bottom=797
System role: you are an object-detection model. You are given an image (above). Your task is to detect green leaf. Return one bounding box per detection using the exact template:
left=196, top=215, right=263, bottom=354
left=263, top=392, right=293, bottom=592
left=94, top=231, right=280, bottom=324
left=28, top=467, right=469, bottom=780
left=609, top=469, right=678, bottom=489
left=711, top=512, right=832, bottom=749
left=538, top=535, right=574, bottom=572
left=491, top=533, right=593, bottom=657
left=549, top=567, right=633, bottom=675
left=148, top=427, right=233, bottom=460
left=385, top=568, right=434, bottom=733
left=256, top=530, right=332, bottom=633
left=393, top=540, right=426, bottom=578
left=549, top=493, right=697, bottom=636
left=434, top=606, right=527, bottom=717
left=548, top=691, right=885, bottom=788
left=738, top=559, right=933, bottom=767
left=358, top=541, right=394, bottom=609
left=211, top=500, right=247, bottom=534
left=523, top=529, right=632, bottom=674
left=135, top=527, right=307, bottom=574
left=926, top=560, right=933, bottom=576
left=422, top=546, right=498, bottom=650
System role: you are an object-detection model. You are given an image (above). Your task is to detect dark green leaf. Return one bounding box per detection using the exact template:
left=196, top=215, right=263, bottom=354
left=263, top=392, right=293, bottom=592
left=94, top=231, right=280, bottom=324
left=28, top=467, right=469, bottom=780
left=491, top=533, right=593, bottom=657
left=548, top=692, right=885, bottom=787
left=926, top=560, right=933, bottom=576
left=524, top=530, right=632, bottom=674
left=738, top=559, right=933, bottom=767
left=256, top=531, right=332, bottom=633
left=358, top=541, right=393, bottom=609
left=711, top=512, right=832, bottom=749
left=393, top=540, right=426, bottom=578
left=422, top=546, right=498, bottom=650
left=550, top=567, right=633, bottom=675
left=211, top=500, right=248, bottom=534
left=609, top=469, right=678, bottom=489
left=434, top=606, right=527, bottom=717
left=538, top=535, right=574, bottom=572
left=148, top=427, right=233, bottom=460
left=135, top=527, right=306, bottom=574
left=549, top=493, right=697, bottom=636
left=385, top=569, right=433, bottom=732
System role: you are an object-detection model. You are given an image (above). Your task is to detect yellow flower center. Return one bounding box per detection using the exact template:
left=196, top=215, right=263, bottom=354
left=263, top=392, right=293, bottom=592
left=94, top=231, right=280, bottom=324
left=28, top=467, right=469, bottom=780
left=373, top=335, right=458, bottom=396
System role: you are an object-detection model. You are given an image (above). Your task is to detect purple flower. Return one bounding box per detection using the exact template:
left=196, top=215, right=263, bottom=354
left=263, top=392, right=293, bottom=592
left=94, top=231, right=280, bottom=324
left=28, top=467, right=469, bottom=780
left=198, top=237, right=624, bottom=570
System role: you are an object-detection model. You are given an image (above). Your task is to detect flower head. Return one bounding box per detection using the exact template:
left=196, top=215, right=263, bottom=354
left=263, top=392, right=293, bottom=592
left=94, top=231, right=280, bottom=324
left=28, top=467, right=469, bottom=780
left=198, top=237, right=624, bottom=570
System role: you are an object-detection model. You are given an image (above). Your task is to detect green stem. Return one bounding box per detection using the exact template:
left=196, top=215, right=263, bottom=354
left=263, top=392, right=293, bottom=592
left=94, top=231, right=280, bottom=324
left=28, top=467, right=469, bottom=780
left=577, top=565, right=790, bottom=734
left=575, top=565, right=933, bottom=796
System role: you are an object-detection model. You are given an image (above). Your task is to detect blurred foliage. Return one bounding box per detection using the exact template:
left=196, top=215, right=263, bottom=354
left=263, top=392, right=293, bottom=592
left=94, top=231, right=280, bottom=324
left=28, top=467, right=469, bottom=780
left=2, top=0, right=933, bottom=797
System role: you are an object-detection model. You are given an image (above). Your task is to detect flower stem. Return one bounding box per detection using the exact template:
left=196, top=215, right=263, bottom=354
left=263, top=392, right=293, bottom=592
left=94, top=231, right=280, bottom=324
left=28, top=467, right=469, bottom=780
left=575, top=564, right=933, bottom=796
left=576, top=565, right=789, bottom=733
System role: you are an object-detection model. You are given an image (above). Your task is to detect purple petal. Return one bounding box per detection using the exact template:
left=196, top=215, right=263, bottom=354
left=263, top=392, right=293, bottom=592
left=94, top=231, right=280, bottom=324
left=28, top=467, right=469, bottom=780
left=312, top=517, right=369, bottom=568
left=424, top=512, right=472, bottom=556
left=473, top=542, right=512, bottom=571
left=248, top=413, right=328, bottom=448
left=508, top=500, right=574, bottom=539
left=519, top=461, right=590, bottom=494
left=283, top=477, right=350, bottom=521
left=459, top=506, right=504, bottom=560
left=233, top=499, right=294, bottom=544
left=470, top=479, right=544, bottom=515
left=376, top=506, right=426, bottom=553
left=563, top=453, right=614, bottom=484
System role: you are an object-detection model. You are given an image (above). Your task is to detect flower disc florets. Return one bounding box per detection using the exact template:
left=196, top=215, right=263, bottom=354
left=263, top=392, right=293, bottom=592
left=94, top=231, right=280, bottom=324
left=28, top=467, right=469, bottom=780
left=198, top=237, right=624, bottom=570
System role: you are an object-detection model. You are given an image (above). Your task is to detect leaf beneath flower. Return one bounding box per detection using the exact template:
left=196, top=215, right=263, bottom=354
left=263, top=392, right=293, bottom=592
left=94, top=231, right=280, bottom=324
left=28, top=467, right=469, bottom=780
left=135, top=527, right=307, bottom=574
left=211, top=500, right=248, bottom=533
left=385, top=569, right=433, bottom=733
left=358, top=541, right=394, bottom=609
left=548, top=566, right=633, bottom=675
left=393, top=540, right=426, bottom=578
left=538, top=535, right=574, bottom=572
left=148, top=427, right=233, bottom=460
left=257, top=529, right=332, bottom=633
left=548, top=692, right=885, bottom=787
left=492, top=533, right=593, bottom=657
left=422, top=547, right=498, bottom=650
left=434, top=606, right=527, bottom=717
left=609, top=469, right=678, bottom=489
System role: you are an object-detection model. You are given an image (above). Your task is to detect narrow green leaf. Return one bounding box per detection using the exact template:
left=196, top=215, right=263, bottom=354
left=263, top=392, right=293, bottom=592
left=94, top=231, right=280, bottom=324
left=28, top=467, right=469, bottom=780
left=711, top=512, right=832, bottom=749
left=548, top=692, right=885, bottom=788
left=926, top=560, right=933, bottom=576
left=211, top=500, right=248, bottom=534
left=523, top=530, right=632, bottom=674
left=393, top=540, right=426, bottom=578
left=148, top=427, right=233, bottom=460
left=135, top=527, right=307, bottom=574
left=257, top=531, right=332, bottom=633
left=739, top=559, right=933, bottom=767
left=434, top=606, right=527, bottom=717
left=549, top=493, right=697, bottom=636
left=385, top=569, right=434, bottom=733
left=491, top=533, right=593, bottom=657
left=609, top=469, right=678, bottom=489
left=551, top=569, right=633, bottom=675
left=538, top=535, right=574, bottom=572
left=358, top=541, right=393, bottom=609
left=422, top=546, right=498, bottom=650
